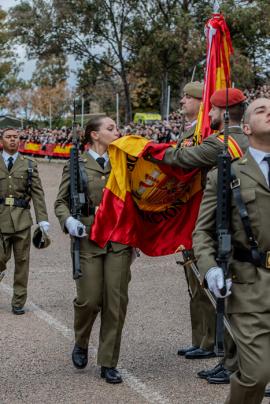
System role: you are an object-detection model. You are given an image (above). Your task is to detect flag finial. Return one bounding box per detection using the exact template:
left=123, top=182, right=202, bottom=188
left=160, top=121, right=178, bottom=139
left=213, top=0, right=220, bottom=13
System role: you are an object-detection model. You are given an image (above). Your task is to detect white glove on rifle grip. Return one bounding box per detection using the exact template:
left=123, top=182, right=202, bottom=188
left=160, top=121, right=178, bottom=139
left=205, top=266, right=232, bottom=299
left=38, top=221, right=50, bottom=234
left=65, top=217, right=87, bottom=238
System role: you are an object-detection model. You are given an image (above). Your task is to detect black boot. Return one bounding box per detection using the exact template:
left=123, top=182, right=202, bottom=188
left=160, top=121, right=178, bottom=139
left=72, top=344, right=88, bottom=369
left=177, top=345, right=199, bottom=356
left=265, top=387, right=270, bottom=397
left=207, top=366, right=232, bottom=384
left=101, top=367, right=123, bottom=384
left=12, top=306, right=25, bottom=315
left=197, top=363, right=224, bottom=379
left=185, top=348, right=216, bottom=359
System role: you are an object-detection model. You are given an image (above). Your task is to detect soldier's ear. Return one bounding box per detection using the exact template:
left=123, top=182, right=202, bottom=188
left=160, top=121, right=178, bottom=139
left=91, top=131, right=99, bottom=142
left=242, top=123, right=251, bottom=136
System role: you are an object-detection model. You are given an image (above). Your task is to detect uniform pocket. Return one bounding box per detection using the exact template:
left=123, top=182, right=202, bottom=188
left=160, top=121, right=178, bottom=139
left=229, top=259, right=257, bottom=284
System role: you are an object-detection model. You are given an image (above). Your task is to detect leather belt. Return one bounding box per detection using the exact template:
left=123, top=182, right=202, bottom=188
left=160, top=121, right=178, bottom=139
left=233, top=248, right=270, bottom=269
left=0, top=197, right=29, bottom=208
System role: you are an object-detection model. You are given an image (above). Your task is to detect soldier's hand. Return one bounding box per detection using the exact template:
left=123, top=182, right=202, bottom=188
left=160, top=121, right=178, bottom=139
left=205, top=266, right=232, bottom=299
left=65, top=217, right=87, bottom=237
left=38, top=221, right=50, bottom=234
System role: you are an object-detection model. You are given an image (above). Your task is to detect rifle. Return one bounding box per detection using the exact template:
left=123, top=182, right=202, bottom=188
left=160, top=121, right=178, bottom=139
left=70, top=100, right=85, bottom=280
left=175, top=246, right=235, bottom=342
left=215, top=85, right=231, bottom=356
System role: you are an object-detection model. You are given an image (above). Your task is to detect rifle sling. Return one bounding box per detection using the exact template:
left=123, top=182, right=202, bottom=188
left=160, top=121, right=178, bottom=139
left=230, top=168, right=261, bottom=266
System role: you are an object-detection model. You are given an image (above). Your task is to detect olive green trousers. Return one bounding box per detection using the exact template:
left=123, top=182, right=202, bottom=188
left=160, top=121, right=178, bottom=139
left=2, top=227, right=31, bottom=307
left=74, top=243, right=132, bottom=368
left=225, top=312, right=270, bottom=404
left=186, top=264, right=215, bottom=350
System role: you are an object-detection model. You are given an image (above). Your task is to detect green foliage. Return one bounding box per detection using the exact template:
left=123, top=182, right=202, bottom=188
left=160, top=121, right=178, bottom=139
left=0, top=8, right=21, bottom=104
left=32, top=55, right=69, bottom=88
left=6, top=0, right=270, bottom=120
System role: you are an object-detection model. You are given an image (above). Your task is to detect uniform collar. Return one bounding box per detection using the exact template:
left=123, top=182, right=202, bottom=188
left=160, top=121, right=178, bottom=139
left=87, top=149, right=109, bottom=165
left=249, top=146, right=270, bottom=165
left=2, top=150, right=19, bottom=164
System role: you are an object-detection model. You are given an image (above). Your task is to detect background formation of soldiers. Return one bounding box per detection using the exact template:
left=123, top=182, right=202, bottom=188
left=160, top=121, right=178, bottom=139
left=0, top=85, right=270, bottom=402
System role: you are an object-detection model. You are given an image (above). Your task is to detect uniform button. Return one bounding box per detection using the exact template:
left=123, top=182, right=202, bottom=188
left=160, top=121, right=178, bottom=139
left=8, top=176, right=11, bottom=179
left=101, top=176, right=105, bottom=180
left=9, top=185, right=12, bottom=188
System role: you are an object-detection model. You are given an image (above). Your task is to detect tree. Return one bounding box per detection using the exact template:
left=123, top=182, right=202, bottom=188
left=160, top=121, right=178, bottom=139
left=128, top=0, right=205, bottom=116
left=9, top=0, right=140, bottom=122
left=7, top=83, right=34, bottom=120
left=31, top=81, right=72, bottom=121
left=0, top=8, right=21, bottom=107
left=32, top=54, right=69, bottom=87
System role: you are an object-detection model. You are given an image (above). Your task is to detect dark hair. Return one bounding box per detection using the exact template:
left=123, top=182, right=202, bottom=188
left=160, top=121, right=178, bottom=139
left=84, top=116, right=107, bottom=145
left=228, top=102, right=246, bottom=123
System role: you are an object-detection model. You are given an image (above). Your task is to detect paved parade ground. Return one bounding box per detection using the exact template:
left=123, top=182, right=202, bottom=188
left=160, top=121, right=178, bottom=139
left=1, top=161, right=269, bottom=404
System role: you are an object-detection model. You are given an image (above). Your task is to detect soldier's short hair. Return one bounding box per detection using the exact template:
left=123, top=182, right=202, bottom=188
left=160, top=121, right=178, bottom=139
left=228, top=102, right=246, bottom=123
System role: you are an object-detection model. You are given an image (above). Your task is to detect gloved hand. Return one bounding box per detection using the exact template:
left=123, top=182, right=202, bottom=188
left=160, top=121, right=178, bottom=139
left=205, top=266, right=232, bottom=299
left=38, top=221, right=50, bottom=234
left=65, top=216, right=87, bottom=237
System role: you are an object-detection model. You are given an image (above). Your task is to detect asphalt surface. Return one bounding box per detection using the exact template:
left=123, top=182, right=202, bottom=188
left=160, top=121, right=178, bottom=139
left=0, top=160, right=269, bottom=404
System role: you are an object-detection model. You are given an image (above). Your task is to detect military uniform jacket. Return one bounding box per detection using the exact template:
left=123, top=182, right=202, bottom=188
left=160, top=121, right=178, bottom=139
left=161, top=127, right=248, bottom=170
left=54, top=151, right=129, bottom=253
left=176, top=124, right=196, bottom=149
left=0, top=153, right=48, bottom=234
left=193, top=150, right=270, bottom=314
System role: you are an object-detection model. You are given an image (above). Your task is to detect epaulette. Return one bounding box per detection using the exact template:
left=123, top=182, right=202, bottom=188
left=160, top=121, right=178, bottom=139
left=238, top=157, right=248, bottom=165
left=21, top=155, right=36, bottom=163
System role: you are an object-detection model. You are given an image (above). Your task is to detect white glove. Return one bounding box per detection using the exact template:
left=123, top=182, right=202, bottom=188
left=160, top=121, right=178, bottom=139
left=65, top=216, right=87, bottom=238
left=38, top=221, right=50, bottom=234
left=205, top=266, right=232, bottom=299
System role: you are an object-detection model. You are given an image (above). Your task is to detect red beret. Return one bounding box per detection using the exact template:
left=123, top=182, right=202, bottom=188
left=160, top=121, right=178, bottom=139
left=210, top=88, right=246, bottom=108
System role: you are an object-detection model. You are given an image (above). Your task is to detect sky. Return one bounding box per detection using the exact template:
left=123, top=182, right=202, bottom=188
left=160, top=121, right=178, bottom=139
left=0, top=0, right=77, bottom=87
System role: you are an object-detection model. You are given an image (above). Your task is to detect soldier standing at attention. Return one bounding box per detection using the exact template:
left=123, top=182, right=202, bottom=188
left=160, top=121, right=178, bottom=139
left=174, top=81, right=217, bottom=359
left=54, top=116, right=132, bottom=384
left=193, top=98, right=270, bottom=403
left=0, top=128, right=49, bottom=315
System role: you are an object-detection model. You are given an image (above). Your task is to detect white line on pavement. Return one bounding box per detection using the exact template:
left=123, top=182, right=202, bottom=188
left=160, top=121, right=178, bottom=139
left=1, top=282, right=170, bottom=404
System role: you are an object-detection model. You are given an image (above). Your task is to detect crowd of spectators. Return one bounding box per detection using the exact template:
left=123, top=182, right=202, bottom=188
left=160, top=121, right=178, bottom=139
left=19, top=128, right=73, bottom=148
left=3, top=83, right=270, bottom=151
left=243, top=84, right=270, bottom=103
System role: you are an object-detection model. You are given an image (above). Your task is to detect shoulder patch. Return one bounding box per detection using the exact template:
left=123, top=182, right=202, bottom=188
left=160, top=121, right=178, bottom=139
left=23, top=155, right=36, bottom=162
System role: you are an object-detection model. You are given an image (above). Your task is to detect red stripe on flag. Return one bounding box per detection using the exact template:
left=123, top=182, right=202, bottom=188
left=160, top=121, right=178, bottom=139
left=90, top=187, right=203, bottom=256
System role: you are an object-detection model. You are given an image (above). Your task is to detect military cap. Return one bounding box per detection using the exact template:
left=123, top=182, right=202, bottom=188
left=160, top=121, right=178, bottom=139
left=210, top=88, right=246, bottom=108
left=183, top=81, right=204, bottom=99
left=32, top=227, right=51, bottom=249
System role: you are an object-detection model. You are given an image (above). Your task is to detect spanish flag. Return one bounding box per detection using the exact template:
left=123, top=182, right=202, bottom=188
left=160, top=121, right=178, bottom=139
left=194, top=12, right=233, bottom=144
left=90, top=12, right=235, bottom=256
left=90, top=136, right=202, bottom=256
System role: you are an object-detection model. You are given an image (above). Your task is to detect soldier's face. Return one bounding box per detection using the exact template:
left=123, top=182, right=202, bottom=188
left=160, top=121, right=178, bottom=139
left=209, top=105, right=224, bottom=131
left=1, top=130, right=20, bottom=154
left=96, top=118, right=119, bottom=147
left=243, top=98, right=270, bottom=141
left=180, top=94, right=201, bottom=120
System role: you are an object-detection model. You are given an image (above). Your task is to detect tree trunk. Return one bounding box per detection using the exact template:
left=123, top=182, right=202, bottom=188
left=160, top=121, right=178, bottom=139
left=121, top=69, right=132, bottom=124
left=160, top=70, right=168, bottom=119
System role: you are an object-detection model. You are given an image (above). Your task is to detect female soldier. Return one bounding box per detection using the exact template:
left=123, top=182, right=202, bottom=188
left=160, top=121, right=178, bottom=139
left=54, top=116, right=132, bottom=384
